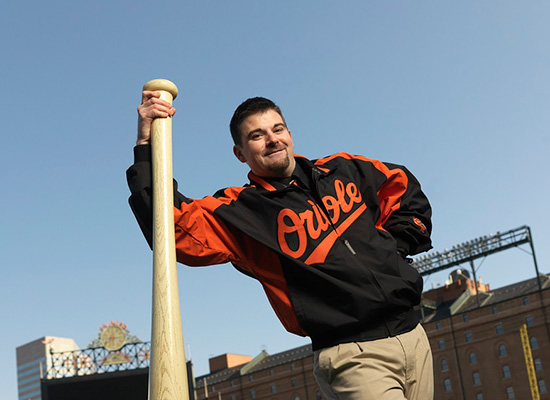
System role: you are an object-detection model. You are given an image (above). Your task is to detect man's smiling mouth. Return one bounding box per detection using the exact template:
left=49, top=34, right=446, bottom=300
left=265, top=148, right=285, bottom=156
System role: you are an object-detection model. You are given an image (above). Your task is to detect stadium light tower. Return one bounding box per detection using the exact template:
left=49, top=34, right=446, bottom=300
left=412, top=225, right=542, bottom=292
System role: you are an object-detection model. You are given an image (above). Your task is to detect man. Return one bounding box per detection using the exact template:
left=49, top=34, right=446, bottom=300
left=127, top=91, right=434, bottom=399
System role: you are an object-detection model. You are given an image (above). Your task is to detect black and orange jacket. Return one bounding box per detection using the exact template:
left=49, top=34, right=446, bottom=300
left=127, top=145, right=432, bottom=350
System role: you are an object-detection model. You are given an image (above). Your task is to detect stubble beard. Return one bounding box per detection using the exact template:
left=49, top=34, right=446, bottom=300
left=265, top=149, right=292, bottom=175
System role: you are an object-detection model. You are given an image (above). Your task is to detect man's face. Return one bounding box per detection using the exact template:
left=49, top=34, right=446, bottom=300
left=233, top=109, right=296, bottom=178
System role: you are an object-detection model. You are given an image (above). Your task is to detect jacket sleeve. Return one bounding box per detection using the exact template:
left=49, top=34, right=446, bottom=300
left=126, top=145, right=249, bottom=267
left=377, top=162, right=432, bottom=256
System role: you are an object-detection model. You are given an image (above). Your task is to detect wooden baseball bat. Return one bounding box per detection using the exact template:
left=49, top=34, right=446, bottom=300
left=144, top=79, right=189, bottom=400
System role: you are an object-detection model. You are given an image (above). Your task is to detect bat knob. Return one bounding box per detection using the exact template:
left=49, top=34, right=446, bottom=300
left=143, top=79, right=178, bottom=100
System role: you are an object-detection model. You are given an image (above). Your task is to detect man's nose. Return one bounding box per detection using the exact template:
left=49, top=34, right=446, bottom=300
left=265, top=131, right=279, bottom=145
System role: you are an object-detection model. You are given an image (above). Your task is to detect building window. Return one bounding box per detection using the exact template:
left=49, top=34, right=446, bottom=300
left=465, top=332, right=473, bottom=343
left=506, top=386, right=515, bottom=399
left=539, top=380, right=548, bottom=394
left=523, top=297, right=530, bottom=305
left=499, top=344, right=508, bottom=357
left=438, top=339, right=446, bottom=349
left=436, top=321, right=441, bottom=330
left=492, top=306, right=498, bottom=314
left=444, top=378, right=452, bottom=392
left=230, top=396, right=235, bottom=400
left=271, top=384, right=277, bottom=394
left=230, top=380, right=235, bottom=387
left=503, top=365, right=511, bottom=379
left=526, top=316, right=534, bottom=327
left=463, top=314, right=469, bottom=322
left=316, top=392, right=323, bottom=400
left=250, top=389, right=256, bottom=399
left=473, top=372, right=481, bottom=386
left=291, top=362, right=296, bottom=370
left=269, top=368, right=275, bottom=376
left=248, top=374, right=254, bottom=382
left=291, top=378, right=298, bottom=387
left=294, top=397, right=300, bottom=400
left=469, top=351, right=477, bottom=364
left=496, top=323, right=504, bottom=335
left=476, top=393, right=484, bottom=400
left=535, top=358, right=543, bottom=372
left=441, top=359, right=449, bottom=371
left=531, top=336, right=539, bottom=350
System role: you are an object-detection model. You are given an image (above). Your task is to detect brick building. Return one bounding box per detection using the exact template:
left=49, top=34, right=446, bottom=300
left=195, top=271, right=550, bottom=400
left=194, top=346, right=323, bottom=400
left=420, top=270, right=550, bottom=400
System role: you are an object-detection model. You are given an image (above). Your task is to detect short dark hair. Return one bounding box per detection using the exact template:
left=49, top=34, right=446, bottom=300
left=230, top=97, right=286, bottom=146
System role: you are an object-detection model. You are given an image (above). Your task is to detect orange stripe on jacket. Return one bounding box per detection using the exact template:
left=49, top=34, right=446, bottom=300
left=248, top=172, right=277, bottom=191
left=173, top=187, right=247, bottom=266
left=304, top=203, right=367, bottom=265
left=314, top=152, right=408, bottom=230
left=173, top=186, right=307, bottom=337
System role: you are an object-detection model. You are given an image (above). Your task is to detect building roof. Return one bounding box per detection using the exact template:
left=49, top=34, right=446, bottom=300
left=195, top=364, right=242, bottom=387
left=247, top=344, right=312, bottom=374
left=455, top=273, right=550, bottom=313
left=419, top=273, right=550, bottom=322
left=195, top=344, right=312, bottom=386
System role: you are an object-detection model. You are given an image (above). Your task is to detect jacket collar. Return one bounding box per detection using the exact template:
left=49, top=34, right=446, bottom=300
left=247, top=154, right=332, bottom=192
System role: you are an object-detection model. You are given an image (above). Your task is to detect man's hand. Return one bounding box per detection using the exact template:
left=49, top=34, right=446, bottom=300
left=137, top=90, right=177, bottom=145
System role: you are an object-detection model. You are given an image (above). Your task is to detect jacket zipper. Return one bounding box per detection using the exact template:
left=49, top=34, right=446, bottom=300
left=344, top=239, right=356, bottom=255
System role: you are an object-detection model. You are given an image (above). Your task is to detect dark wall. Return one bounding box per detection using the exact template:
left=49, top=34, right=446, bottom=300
left=42, top=370, right=148, bottom=400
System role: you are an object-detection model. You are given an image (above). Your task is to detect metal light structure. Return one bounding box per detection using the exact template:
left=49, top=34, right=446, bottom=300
left=412, top=225, right=540, bottom=284
left=412, top=225, right=542, bottom=308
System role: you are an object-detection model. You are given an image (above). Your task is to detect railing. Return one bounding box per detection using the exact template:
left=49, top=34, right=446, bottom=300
left=44, top=341, right=151, bottom=379
left=411, top=226, right=531, bottom=276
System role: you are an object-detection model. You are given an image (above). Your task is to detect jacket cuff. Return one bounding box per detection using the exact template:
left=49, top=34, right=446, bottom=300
left=395, top=237, right=411, bottom=257
left=134, top=145, right=151, bottom=163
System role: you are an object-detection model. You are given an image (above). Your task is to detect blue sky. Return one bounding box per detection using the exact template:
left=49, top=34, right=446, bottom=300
left=2, top=1, right=549, bottom=398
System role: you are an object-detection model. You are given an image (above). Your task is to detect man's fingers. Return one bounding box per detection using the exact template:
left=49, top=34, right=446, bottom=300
left=151, top=109, right=171, bottom=118
left=137, top=91, right=175, bottom=146
left=138, top=106, right=166, bottom=120
left=138, top=101, right=174, bottom=120
left=136, top=91, right=176, bottom=147
left=141, top=91, right=174, bottom=110
left=144, top=95, right=173, bottom=109
left=141, top=90, right=160, bottom=104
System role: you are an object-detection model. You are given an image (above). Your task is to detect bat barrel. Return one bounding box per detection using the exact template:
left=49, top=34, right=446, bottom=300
left=145, top=78, right=189, bottom=400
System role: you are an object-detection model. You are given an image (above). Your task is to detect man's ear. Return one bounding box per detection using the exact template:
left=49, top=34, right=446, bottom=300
left=233, top=145, right=247, bottom=163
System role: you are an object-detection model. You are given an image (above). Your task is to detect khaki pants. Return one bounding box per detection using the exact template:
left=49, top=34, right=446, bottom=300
left=313, top=324, right=433, bottom=400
